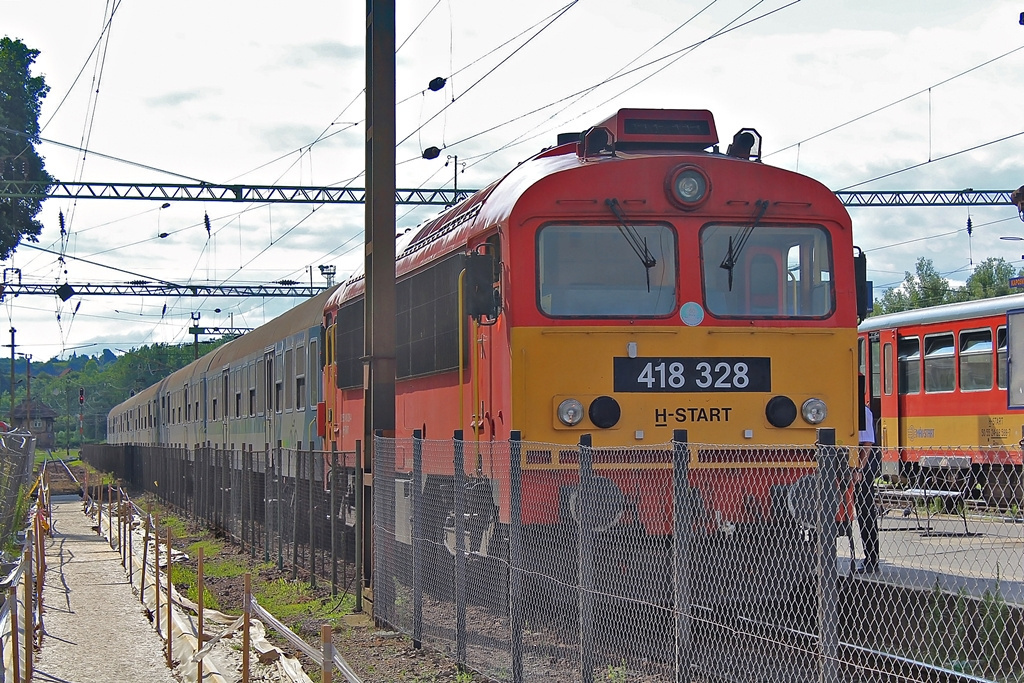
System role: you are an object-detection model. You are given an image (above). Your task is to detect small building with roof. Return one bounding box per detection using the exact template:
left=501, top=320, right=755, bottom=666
left=12, top=400, right=58, bottom=449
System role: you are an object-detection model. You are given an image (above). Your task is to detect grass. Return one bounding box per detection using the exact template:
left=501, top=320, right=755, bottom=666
left=170, top=564, right=221, bottom=610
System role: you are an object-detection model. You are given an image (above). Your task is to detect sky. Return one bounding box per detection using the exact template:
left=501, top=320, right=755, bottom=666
left=2, top=0, right=1023, bottom=362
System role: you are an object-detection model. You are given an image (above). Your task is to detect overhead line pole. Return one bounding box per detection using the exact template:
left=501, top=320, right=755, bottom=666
left=364, top=0, right=397, bottom=596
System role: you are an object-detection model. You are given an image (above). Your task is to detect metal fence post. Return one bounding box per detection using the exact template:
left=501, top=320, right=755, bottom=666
left=509, top=430, right=524, bottom=683
left=309, top=444, right=316, bottom=587
left=277, top=440, right=284, bottom=571
left=454, top=430, right=467, bottom=666
left=578, top=433, right=595, bottom=683
left=331, top=446, right=338, bottom=596
left=354, top=440, right=364, bottom=614
left=292, top=449, right=300, bottom=580
left=672, top=429, right=692, bottom=683
left=241, top=448, right=248, bottom=553
left=816, top=427, right=840, bottom=683
left=412, top=430, right=423, bottom=649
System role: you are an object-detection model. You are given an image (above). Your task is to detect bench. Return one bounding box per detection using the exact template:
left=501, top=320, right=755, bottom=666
left=877, top=487, right=970, bottom=535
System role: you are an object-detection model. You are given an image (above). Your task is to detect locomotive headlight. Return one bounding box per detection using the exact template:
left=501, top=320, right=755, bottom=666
left=667, top=165, right=710, bottom=209
left=801, top=398, right=828, bottom=425
left=557, top=398, right=585, bottom=426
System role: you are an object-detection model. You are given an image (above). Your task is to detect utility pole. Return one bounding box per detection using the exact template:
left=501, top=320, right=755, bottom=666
left=7, top=328, right=14, bottom=427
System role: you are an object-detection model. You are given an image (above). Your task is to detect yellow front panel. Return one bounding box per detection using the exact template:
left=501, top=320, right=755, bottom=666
left=511, top=326, right=858, bottom=448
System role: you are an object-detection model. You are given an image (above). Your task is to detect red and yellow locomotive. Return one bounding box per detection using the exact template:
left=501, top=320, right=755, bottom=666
left=323, top=108, right=866, bottom=592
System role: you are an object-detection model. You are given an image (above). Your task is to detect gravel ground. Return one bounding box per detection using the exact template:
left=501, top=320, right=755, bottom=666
left=36, top=494, right=181, bottom=683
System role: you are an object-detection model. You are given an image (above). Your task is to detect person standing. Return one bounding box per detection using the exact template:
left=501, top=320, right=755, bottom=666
left=854, top=402, right=881, bottom=573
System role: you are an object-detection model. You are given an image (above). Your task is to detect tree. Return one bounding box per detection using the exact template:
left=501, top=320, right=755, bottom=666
left=961, top=257, right=1021, bottom=300
left=0, top=37, right=53, bottom=260
left=873, top=258, right=956, bottom=315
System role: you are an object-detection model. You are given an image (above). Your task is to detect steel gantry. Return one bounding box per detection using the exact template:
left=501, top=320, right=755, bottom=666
left=0, top=180, right=472, bottom=206
left=0, top=282, right=325, bottom=300
left=1, top=180, right=1020, bottom=207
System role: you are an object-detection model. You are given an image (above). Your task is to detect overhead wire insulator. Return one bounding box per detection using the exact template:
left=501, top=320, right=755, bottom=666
left=204, top=212, right=211, bottom=238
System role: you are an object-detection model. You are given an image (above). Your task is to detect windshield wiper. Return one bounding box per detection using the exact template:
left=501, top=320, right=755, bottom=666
left=606, top=198, right=656, bottom=292
left=719, top=199, right=769, bottom=291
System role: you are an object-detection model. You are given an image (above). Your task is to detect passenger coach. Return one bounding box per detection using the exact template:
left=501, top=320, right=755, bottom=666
left=859, top=293, right=1024, bottom=506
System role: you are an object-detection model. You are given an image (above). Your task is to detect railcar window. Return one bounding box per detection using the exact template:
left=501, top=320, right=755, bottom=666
left=701, top=225, right=832, bottom=317
left=923, top=333, right=955, bottom=393
left=249, top=389, right=256, bottom=416
left=537, top=223, right=677, bottom=316
left=959, top=328, right=992, bottom=391
left=296, top=344, right=306, bottom=410
left=997, top=326, right=1007, bottom=389
left=883, top=342, right=893, bottom=395
left=871, top=338, right=881, bottom=398
left=309, top=340, right=319, bottom=404
left=285, top=347, right=294, bottom=412
left=898, top=337, right=921, bottom=394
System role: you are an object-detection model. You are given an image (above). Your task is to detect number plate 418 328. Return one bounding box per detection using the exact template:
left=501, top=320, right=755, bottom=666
left=612, top=357, right=771, bottom=393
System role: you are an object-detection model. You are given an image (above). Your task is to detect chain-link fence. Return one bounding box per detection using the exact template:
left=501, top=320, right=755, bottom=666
left=372, top=434, right=1024, bottom=683
left=82, top=436, right=1024, bottom=682
left=82, top=442, right=366, bottom=599
left=0, top=430, right=37, bottom=553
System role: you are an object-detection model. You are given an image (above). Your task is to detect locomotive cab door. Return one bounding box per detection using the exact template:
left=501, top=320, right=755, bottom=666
left=877, top=328, right=901, bottom=477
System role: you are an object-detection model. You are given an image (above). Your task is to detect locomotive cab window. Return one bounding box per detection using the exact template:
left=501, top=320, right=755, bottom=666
left=700, top=225, right=832, bottom=318
left=959, top=328, right=993, bottom=392
left=537, top=223, right=677, bottom=317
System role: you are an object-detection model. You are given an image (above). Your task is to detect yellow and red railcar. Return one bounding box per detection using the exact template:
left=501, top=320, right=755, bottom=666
left=324, top=108, right=866, bottom=585
left=859, top=294, right=1024, bottom=506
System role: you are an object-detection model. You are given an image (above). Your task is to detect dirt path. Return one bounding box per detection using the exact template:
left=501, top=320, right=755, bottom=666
left=35, top=494, right=180, bottom=683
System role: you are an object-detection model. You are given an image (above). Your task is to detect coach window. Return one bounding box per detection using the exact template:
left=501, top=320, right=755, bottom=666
left=537, top=223, right=677, bottom=316
left=309, top=339, right=319, bottom=404
left=185, top=385, right=190, bottom=422
left=249, top=363, right=256, bottom=416
left=897, top=337, right=921, bottom=394
left=285, top=347, right=294, bottom=412
left=275, top=352, right=284, bottom=414
left=701, top=225, right=832, bottom=317
left=959, top=328, right=993, bottom=391
left=923, top=332, right=955, bottom=393
left=997, top=326, right=1008, bottom=389
left=295, top=343, right=306, bottom=410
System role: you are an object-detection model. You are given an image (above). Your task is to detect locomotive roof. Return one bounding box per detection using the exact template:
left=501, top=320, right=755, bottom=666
left=326, top=108, right=729, bottom=311
left=858, top=292, right=1024, bottom=332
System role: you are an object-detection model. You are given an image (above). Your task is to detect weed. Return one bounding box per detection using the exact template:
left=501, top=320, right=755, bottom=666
left=601, top=661, right=629, bottom=682
left=186, top=538, right=223, bottom=559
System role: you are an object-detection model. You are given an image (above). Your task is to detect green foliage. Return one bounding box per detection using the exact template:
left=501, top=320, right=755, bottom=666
left=872, top=257, right=1024, bottom=316
left=7, top=339, right=231, bottom=444
left=186, top=538, right=223, bottom=559
left=0, top=37, right=53, bottom=261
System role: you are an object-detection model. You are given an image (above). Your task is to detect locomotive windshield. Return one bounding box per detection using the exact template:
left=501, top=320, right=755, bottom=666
left=701, top=224, right=833, bottom=318
left=537, top=223, right=677, bottom=316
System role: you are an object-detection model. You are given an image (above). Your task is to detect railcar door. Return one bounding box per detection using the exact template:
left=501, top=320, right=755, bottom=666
left=877, top=328, right=902, bottom=477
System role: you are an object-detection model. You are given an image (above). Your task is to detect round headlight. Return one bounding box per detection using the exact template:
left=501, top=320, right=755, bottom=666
left=557, top=398, right=584, bottom=426
left=801, top=398, right=828, bottom=425
left=667, top=166, right=710, bottom=209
